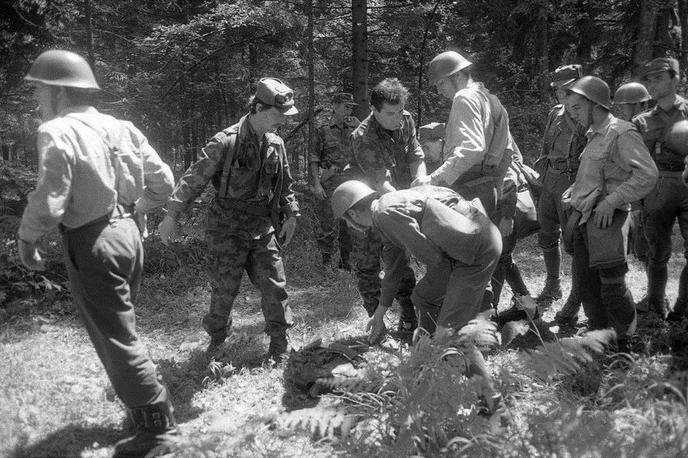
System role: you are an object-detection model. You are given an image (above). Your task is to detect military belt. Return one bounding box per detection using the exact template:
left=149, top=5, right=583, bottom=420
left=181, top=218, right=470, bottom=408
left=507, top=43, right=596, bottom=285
left=657, top=170, right=684, bottom=177
left=218, top=198, right=271, bottom=217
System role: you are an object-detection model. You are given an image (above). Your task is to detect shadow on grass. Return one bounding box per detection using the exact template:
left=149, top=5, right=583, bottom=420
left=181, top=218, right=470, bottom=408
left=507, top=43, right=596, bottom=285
left=157, top=321, right=272, bottom=423
left=281, top=334, right=371, bottom=412
left=9, top=424, right=121, bottom=458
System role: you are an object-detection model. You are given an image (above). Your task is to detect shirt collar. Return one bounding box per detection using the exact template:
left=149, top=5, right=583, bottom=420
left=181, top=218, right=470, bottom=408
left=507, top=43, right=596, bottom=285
left=58, top=105, right=97, bottom=116
left=586, top=112, right=613, bottom=138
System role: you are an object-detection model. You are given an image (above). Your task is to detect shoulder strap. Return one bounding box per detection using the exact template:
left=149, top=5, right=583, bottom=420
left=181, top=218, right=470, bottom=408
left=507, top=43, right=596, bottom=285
left=68, top=114, right=127, bottom=203
left=217, top=130, right=238, bottom=198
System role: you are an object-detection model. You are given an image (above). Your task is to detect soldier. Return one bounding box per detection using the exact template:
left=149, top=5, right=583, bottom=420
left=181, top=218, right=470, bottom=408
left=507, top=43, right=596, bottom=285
left=331, top=180, right=502, bottom=406
left=613, top=82, right=652, bottom=286
left=18, top=50, right=177, bottom=457
left=564, top=76, right=657, bottom=346
left=309, top=92, right=359, bottom=269
left=414, top=51, right=514, bottom=221
left=530, top=65, right=587, bottom=327
left=348, top=78, right=426, bottom=334
left=158, top=78, right=300, bottom=358
left=418, top=122, right=445, bottom=173
left=633, top=57, right=688, bottom=322
left=415, top=50, right=517, bottom=308
left=614, top=82, right=651, bottom=122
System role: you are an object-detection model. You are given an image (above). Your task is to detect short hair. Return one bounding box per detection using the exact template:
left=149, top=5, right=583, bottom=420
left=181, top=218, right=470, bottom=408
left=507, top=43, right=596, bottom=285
left=370, top=78, right=409, bottom=111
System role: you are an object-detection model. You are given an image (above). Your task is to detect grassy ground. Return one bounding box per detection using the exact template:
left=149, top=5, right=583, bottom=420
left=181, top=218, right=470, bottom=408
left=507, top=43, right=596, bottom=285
left=2, top=199, right=688, bottom=457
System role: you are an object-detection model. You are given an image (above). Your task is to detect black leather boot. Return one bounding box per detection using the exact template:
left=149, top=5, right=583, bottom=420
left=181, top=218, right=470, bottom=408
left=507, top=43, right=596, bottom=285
left=113, top=400, right=178, bottom=458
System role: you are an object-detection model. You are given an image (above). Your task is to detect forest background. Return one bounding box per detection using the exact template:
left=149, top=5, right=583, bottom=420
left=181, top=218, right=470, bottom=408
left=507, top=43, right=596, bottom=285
left=2, top=1, right=688, bottom=457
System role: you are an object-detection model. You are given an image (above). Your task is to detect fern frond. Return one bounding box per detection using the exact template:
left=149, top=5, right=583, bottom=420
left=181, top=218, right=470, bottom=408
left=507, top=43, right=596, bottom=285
left=455, top=317, right=501, bottom=350
left=278, top=406, right=359, bottom=439
left=522, top=329, right=616, bottom=379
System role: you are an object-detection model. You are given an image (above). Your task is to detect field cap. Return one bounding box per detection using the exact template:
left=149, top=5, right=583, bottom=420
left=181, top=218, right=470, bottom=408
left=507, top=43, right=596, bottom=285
left=550, top=64, right=583, bottom=88
left=332, top=92, right=357, bottom=105
left=256, top=77, right=298, bottom=115
left=641, top=57, right=679, bottom=80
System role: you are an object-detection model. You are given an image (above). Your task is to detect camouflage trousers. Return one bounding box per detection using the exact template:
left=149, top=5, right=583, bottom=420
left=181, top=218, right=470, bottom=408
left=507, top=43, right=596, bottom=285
left=350, top=227, right=416, bottom=317
left=314, top=176, right=352, bottom=263
left=202, top=205, right=292, bottom=342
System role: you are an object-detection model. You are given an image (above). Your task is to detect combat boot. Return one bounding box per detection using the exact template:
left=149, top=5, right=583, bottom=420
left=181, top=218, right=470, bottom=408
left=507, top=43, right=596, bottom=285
left=536, top=277, right=562, bottom=308
left=555, top=295, right=581, bottom=327
left=268, top=331, right=289, bottom=361
left=667, top=300, right=688, bottom=323
left=113, top=401, right=178, bottom=458
left=202, top=314, right=229, bottom=355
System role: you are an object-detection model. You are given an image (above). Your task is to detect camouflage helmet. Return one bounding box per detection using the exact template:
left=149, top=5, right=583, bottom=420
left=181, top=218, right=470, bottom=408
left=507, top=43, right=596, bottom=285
left=428, top=51, right=473, bottom=85
left=331, top=180, right=376, bottom=219
left=666, top=120, right=688, bottom=156
left=566, top=76, right=611, bottom=110
left=24, top=50, right=100, bottom=90
left=613, top=82, right=651, bottom=105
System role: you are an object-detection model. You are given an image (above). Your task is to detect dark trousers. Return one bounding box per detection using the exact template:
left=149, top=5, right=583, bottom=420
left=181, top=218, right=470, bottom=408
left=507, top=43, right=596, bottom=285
left=573, top=216, right=635, bottom=337
left=63, top=216, right=166, bottom=408
left=643, top=175, right=688, bottom=306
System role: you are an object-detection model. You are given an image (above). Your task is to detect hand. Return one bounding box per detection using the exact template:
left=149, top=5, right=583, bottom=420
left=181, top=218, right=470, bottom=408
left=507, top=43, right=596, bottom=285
left=593, top=199, right=615, bottom=228
left=312, top=182, right=327, bottom=200
left=498, top=217, right=514, bottom=237
left=18, top=238, right=46, bottom=271
left=411, top=175, right=432, bottom=187
left=366, top=307, right=388, bottom=344
left=134, top=212, right=149, bottom=239
left=158, top=214, right=179, bottom=245
left=279, top=216, right=297, bottom=246
left=561, top=185, right=573, bottom=211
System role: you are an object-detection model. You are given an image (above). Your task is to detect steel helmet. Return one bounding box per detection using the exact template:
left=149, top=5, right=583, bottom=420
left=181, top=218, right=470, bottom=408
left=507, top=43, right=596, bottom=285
left=566, top=76, right=611, bottom=110
left=24, top=50, right=100, bottom=90
left=331, top=180, right=376, bottom=219
left=613, top=82, right=651, bottom=105
left=666, top=120, right=688, bottom=156
left=428, top=51, right=473, bottom=85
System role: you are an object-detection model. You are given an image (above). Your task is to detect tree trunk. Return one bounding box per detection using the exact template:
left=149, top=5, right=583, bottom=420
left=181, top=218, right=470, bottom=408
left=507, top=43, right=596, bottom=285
left=84, top=0, right=96, bottom=72
left=679, top=0, right=688, bottom=80
left=633, top=0, right=658, bottom=76
left=352, top=0, right=369, bottom=120
left=533, top=0, right=549, bottom=94
left=303, top=0, right=316, bottom=176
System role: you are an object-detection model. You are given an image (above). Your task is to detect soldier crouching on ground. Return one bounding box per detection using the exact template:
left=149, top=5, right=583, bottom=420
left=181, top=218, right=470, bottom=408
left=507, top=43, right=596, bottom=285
left=331, top=181, right=501, bottom=343
left=563, top=76, right=658, bottom=349
left=331, top=180, right=502, bottom=408
left=158, top=78, right=300, bottom=360
left=18, top=50, right=178, bottom=457
left=309, top=92, right=359, bottom=270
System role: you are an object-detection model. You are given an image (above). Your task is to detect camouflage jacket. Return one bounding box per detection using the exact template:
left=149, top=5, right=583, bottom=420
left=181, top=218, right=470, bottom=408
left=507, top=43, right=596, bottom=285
left=309, top=115, right=360, bottom=170
left=349, top=111, right=425, bottom=190
left=167, top=115, right=299, bottom=218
